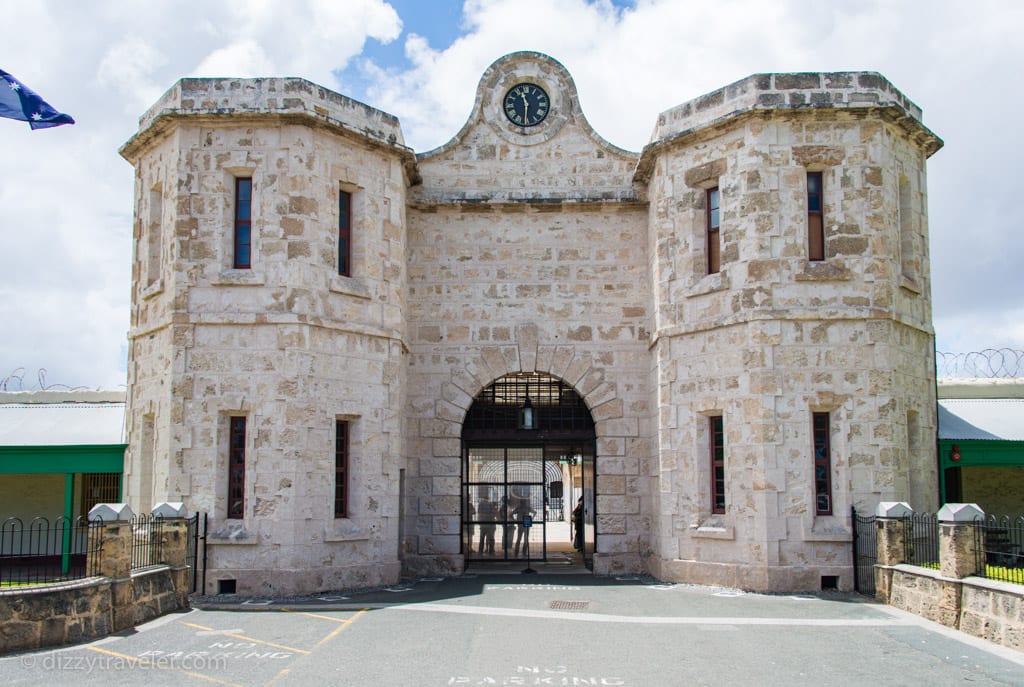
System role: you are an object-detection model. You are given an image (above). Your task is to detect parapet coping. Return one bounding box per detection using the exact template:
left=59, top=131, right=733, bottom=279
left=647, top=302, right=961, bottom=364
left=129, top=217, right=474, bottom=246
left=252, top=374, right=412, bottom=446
left=636, top=71, right=943, bottom=182
left=0, top=390, right=125, bottom=404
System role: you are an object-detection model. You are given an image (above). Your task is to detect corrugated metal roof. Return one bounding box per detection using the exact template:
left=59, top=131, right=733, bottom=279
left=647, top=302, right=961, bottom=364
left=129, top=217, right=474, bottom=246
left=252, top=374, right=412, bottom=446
left=0, top=402, right=126, bottom=446
left=938, top=398, right=1024, bottom=441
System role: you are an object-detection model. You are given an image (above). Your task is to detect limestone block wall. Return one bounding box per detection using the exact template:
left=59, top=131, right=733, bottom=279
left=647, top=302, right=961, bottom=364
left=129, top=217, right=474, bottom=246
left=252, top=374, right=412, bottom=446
left=410, top=51, right=639, bottom=204
left=403, top=203, right=653, bottom=575
left=117, top=58, right=944, bottom=595
left=643, top=77, right=941, bottom=591
left=120, top=80, right=414, bottom=595
left=401, top=52, right=654, bottom=576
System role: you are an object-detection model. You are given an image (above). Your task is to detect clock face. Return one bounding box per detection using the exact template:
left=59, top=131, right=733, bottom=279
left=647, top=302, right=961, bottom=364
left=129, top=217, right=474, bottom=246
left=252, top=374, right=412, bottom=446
left=503, top=83, right=549, bottom=127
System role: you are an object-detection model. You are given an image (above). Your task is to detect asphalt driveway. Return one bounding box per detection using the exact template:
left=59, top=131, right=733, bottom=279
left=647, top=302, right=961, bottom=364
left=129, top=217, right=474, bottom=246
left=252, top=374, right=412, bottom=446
left=2, top=573, right=1022, bottom=686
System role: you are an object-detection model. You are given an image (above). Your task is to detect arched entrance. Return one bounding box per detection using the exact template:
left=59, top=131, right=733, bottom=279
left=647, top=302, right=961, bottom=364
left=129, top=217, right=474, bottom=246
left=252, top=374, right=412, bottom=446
left=461, top=372, right=596, bottom=567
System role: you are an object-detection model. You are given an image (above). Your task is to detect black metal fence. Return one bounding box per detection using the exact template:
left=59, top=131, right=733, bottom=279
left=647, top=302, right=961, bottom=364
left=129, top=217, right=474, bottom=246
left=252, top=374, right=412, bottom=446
left=0, top=516, right=102, bottom=585
left=905, top=511, right=940, bottom=568
left=974, top=515, right=1024, bottom=584
left=130, top=513, right=165, bottom=571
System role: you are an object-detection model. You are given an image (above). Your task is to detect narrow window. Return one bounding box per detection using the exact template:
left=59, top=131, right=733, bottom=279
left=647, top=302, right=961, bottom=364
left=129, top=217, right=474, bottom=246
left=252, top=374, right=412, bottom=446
left=335, top=420, right=349, bottom=518
left=812, top=412, right=832, bottom=515
left=228, top=417, right=246, bottom=519
left=338, top=189, right=351, bottom=277
left=807, top=172, right=824, bottom=261
left=234, top=178, right=252, bottom=269
left=898, top=175, right=915, bottom=279
left=710, top=415, right=725, bottom=514
left=147, top=185, right=162, bottom=286
left=706, top=187, right=720, bottom=274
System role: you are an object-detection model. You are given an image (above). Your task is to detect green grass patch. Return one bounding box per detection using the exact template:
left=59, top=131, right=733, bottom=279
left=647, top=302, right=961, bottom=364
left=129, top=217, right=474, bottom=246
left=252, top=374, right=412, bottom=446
left=984, top=565, right=1024, bottom=585
left=0, top=580, right=51, bottom=588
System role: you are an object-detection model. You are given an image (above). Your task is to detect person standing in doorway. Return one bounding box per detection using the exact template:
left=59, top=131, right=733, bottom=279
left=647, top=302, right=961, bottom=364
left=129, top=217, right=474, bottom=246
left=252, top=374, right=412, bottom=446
left=512, top=496, right=535, bottom=557
left=478, top=498, right=496, bottom=555
left=572, top=496, right=584, bottom=551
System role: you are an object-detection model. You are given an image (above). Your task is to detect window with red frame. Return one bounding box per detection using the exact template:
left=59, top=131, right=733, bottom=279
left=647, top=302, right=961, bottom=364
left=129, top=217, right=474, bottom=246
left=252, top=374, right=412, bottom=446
left=228, top=417, right=246, bottom=519
left=339, top=190, right=351, bottom=277
left=234, top=178, right=252, bottom=269
left=335, top=420, right=349, bottom=518
left=807, top=172, right=824, bottom=261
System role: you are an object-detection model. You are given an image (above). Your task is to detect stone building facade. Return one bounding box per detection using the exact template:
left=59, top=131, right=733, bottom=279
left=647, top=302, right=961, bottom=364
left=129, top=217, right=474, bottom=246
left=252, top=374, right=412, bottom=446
left=119, top=52, right=943, bottom=595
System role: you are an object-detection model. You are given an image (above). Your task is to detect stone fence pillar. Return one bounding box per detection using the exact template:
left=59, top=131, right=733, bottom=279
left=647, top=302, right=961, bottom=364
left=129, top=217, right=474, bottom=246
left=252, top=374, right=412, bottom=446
left=87, top=503, right=136, bottom=631
left=152, top=502, right=192, bottom=606
left=875, top=502, right=912, bottom=565
left=87, top=503, right=135, bottom=580
left=938, top=503, right=984, bottom=580
left=874, top=502, right=912, bottom=600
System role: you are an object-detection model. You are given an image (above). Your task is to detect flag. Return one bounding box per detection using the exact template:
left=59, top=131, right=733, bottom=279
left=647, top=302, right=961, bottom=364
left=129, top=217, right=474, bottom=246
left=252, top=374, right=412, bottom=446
left=0, top=69, right=74, bottom=129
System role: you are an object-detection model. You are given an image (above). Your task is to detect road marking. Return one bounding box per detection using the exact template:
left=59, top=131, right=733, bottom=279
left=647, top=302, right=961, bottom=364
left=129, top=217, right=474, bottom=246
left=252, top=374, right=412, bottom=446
left=390, top=603, right=918, bottom=626
left=312, top=609, right=367, bottom=649
left=266, top=609, right=368, bottom=685
left=194, top=628, right=246, bottom=636
left=300, top=612, right=356, bottom=623
left=85, top=646, right=243, bottom=687
left=180, top=622, right=310, bottom=654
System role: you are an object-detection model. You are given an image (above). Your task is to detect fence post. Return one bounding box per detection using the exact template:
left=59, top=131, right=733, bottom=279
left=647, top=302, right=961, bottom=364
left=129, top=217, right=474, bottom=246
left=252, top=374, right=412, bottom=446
left=874, top=502, right=912, bottom=601
left=88, top=503, right=136, bottom=632
left=937, top=503, right=984, bottom=579
left=87, top=503, right=134, bottom=579
left=152, top=502, right=191, bottom=607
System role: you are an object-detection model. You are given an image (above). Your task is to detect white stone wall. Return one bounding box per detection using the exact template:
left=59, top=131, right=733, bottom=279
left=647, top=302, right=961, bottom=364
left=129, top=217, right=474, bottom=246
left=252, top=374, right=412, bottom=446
left=404, top=204, right=652, bottom=574
left=121, top=83, right=412, bottom=595
left=645, top=92, right=939, bottom=590
left=120, top=53, right=943, bottom=594
left=402, top=52, right=653, bottom=575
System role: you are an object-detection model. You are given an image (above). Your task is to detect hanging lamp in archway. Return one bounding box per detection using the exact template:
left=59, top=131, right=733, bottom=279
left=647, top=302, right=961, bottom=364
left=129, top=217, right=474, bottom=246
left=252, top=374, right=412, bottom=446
left=462, top=372, right=594, bottom=442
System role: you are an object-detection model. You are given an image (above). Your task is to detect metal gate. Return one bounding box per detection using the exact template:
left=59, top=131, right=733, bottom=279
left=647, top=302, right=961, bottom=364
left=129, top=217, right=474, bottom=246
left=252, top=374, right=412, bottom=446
left=186, top=512, right=207, bottom=594
left=852, top=506, right=876, bottom=595
left=461, top=373, right=597, bottom=565
left=463, top=444, right=594, bottom=563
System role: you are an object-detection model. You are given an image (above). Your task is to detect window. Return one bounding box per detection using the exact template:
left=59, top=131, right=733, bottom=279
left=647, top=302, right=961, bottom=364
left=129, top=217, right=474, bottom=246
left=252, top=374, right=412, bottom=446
left=710, top=415, right=725, bottom=514
left=228, top=417, right=246, bottom=519
left=147, top=185, right=162, bottom=286
left=812, top=412, right=832, bottom=515
left=807, top=172, right=824, bottom=261
left=898, top=175, right=916, bottom=279
left=706, top=187, right=720, bottom=274
left=80, top=473, right=122, bottom=517
left=335, top=420, right=349, bottom=518
left=338, top=189, right=351, bottom=277
left=233, top=178, right=252, bottom=269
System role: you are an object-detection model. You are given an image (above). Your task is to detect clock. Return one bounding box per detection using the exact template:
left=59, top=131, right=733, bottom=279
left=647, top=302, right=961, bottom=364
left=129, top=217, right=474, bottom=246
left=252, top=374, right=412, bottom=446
left=503, top=83, right=549, bottom=127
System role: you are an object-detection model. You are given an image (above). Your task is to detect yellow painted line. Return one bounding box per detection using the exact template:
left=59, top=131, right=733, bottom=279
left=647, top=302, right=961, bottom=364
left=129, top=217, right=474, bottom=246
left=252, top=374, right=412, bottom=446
left=312, top=608, right=367, bottom=650
left=180, top=621, right=310, bottom=655
left=267, top=666, right=291, bottom=685
left=86, top=646, right=243, bottom=687
left=299, top=612, right=358, bottom=624
left=266, top=609, right=368, bottom=686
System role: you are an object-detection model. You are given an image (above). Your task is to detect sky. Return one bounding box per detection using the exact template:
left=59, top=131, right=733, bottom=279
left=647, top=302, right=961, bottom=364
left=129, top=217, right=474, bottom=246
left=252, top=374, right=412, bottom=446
left=1, top=0, right=1022, bottom=390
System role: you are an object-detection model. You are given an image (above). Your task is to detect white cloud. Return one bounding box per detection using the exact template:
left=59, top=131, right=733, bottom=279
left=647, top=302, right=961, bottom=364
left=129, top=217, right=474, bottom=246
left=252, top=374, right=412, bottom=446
left=1, top=0, right=1022, bottom=389
left=97, top=38, right=169, bottom=114
left=192, top=40, right=276, bottom=79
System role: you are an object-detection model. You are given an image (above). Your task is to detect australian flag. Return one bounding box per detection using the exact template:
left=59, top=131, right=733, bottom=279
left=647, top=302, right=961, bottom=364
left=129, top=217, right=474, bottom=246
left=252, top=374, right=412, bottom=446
left=0, top=69, right=74, bottom=129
